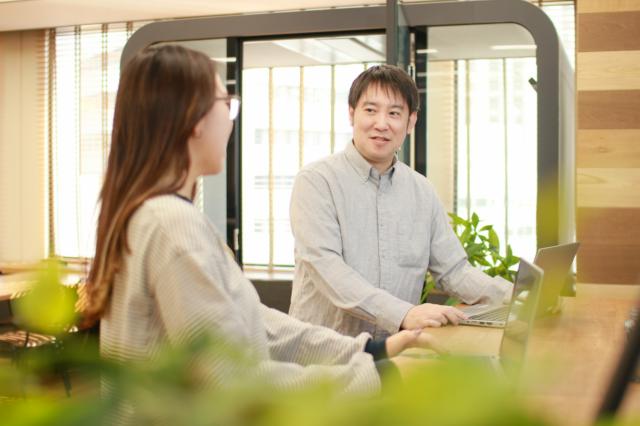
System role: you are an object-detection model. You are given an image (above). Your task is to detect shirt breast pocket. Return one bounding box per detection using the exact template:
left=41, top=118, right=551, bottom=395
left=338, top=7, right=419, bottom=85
left=395, top=221, right=429, bottom=268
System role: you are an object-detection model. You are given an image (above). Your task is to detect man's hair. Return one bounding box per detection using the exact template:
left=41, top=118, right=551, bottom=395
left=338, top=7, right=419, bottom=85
left=348, top=64, right=420, bottom=113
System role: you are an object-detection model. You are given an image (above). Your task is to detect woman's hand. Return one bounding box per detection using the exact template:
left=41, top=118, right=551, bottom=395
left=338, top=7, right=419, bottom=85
left=385, top=328, right=447, bottom=358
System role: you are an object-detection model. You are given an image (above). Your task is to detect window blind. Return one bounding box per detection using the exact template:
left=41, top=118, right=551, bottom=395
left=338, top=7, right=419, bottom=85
left=49, top=22, right=148, bottom=259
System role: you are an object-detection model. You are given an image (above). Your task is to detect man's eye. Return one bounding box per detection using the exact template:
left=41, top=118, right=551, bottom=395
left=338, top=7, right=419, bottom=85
left=365, top=108, right=375, bottom=113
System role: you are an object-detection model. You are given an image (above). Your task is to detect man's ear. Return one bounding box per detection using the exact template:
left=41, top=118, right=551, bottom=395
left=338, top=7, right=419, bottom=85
left=348, top=107, right=355, bottom=127
left=406, top=111, right=418, bottom=135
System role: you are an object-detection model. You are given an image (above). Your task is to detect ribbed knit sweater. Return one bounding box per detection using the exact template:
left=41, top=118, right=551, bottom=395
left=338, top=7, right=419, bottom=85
left=100, top=195, right=381, bottom=409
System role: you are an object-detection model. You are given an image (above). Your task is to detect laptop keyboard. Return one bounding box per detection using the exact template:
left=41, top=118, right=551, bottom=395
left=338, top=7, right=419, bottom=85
left=470, top=306, right=510, bottom=322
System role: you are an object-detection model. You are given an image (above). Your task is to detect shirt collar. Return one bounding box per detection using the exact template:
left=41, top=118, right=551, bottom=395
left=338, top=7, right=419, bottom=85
left=345, top=141, right=398, bottom=184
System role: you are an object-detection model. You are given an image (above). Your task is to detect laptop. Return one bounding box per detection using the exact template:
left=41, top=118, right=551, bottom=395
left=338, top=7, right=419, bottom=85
left=460, top=242, right=580, bottom=328
left=406, top=259, right=544, bottom=380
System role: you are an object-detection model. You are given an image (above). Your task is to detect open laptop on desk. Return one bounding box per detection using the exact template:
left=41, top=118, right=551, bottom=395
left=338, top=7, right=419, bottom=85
left=460, top=242, right=580, bottom=328
left=406, top=259, right=544, bottom=380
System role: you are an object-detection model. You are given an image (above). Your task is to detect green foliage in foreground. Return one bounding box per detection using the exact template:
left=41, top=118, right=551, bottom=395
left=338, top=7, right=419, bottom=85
left=2, top=335, right=550, bottom=426
left=2, top=260, right=638, bottom=426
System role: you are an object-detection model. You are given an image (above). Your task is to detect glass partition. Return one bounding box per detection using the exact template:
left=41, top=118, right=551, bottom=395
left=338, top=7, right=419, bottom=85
left=419, top=24, right=538, bottom=260
left=241, top=34, right=384, bottom=269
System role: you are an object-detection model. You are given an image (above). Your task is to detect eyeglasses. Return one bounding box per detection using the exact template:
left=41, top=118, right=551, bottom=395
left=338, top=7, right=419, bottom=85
left=214, top=94, right=241, bottom=120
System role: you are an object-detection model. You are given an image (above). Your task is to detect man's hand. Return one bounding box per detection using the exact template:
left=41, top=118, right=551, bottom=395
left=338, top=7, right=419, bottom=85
left=386, top=328, right=448, bottom=358
left=401, top=303, right=468, bottom=329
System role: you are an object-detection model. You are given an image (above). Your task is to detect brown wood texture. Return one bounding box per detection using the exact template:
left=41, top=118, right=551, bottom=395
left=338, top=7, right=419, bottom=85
left=577, top=129, right=640, bottom=168
left=577, top=51, right=640, bottom=91
left=577, top=168, right=640, bottom=207
left=577, top=0, right=640, bottom=14
left=411, top=284, right=640, bottom=425
left=577, top=207, right=640, bottom=283
left=524, top=284, right=640, bottom=425
left=578, top=11, right=640, bottom=52
left=578, top=90, right=640, bottom=129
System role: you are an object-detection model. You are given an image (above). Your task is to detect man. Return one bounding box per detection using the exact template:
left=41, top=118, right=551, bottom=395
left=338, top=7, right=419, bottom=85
left=289, top=65, right=512, bottom=339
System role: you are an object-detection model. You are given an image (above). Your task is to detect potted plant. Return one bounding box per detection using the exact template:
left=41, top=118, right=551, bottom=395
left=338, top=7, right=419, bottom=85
left=421, top=212, right=519, bottom=304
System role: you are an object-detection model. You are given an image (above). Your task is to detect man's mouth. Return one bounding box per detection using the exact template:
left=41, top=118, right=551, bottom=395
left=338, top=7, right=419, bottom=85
left=370, top=135, right=391, bottom=143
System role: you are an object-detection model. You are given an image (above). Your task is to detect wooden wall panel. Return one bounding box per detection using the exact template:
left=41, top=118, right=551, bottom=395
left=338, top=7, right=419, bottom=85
left=577, top=0, right=640, bottom=284
left=578, top=244, right=640, bottom=283
left=578, top=11, right=640, bottom=52
left=577, top=0, right=640, bottom=14
left=578, top=90, right=640, bottom=129
left=576, top=207, right=640, bottom=283
left=577, top=51, right=640, bottom=91
left=577, top=168, right=640, bottom=207
left=577, top=129, right=640, bottom=168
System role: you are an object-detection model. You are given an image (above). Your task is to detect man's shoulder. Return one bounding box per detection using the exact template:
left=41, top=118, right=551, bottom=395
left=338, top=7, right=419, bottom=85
left=395, top=162, right=435, bottom=191
left=298, top=150, right=350, bottom=179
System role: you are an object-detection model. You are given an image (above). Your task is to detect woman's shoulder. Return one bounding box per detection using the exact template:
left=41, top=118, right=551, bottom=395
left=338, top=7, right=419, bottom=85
left=131, top=194, right=218, bottom=252
left=135, top=194, right=202, bottom=225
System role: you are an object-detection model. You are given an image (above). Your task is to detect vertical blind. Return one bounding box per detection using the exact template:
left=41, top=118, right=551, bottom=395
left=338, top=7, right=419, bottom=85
left=241, top=63, right=380, bottom=269
left=49, top=22, right=148, bottom=259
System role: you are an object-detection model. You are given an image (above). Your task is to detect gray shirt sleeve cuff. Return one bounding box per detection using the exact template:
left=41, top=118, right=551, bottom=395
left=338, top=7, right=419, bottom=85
left=377, top=298, right=414, bottom=333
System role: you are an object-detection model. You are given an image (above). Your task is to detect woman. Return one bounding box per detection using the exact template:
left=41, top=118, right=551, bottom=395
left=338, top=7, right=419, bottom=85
left=84, top=45, right=441, bottom=399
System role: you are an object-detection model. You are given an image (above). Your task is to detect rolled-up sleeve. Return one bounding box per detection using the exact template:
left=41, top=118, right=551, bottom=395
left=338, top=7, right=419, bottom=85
left=290, top=170, right=413, bottom=333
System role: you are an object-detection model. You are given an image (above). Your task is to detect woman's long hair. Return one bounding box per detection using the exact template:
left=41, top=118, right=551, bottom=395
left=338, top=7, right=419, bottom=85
left=83, top=45, right=218, bottom=323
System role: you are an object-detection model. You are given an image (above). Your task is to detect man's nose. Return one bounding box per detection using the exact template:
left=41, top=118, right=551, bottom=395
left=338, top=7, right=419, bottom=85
left=373, top=113, right=389, bottom=130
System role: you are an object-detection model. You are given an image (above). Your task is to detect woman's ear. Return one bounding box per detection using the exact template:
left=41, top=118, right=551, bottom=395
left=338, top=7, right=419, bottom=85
left=192, top=118, right=204, bottom=139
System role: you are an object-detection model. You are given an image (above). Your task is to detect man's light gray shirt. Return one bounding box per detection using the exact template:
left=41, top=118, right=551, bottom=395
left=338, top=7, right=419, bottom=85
left=289, top=142, right=512, bottom=339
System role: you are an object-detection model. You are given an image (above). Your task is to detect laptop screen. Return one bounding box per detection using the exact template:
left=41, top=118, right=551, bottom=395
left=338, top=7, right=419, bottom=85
left=533, top=242, right=580, bottom=316
left=499, top=259, right=544, bottom=379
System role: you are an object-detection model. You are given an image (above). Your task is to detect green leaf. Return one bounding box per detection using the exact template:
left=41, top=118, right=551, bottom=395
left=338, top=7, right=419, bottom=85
left=466, top=243, right=485, bottom=258
left=471, top=212, right=479, bottom=227
left=460, top=227, right=471, bottom=244
left=448, top=212, right=469, bottom=227
left=488, top=228, right=500, bottom=250
left=506, top=245, right=513, bottom=258
left=13, top=259, right=78, bottom=334
left=475, top=257, right=491, bottom=267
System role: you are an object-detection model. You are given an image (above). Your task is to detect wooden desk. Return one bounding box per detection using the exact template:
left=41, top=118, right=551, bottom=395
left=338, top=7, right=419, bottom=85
left=0, top=273, right=37, bottom=301
left=0, top=272, right=83, bottom=302
left=422, top=283, right=640, bottom=426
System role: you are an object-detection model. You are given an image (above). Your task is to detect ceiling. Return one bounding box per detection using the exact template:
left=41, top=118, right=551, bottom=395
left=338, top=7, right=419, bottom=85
left=1, top=0, right=538, bottom=63
left=242, top=23, right=535, bottom=69
left=0, top=0, right=389, bottom=32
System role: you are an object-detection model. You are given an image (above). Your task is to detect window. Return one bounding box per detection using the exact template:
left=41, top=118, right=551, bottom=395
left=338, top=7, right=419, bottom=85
left=427, top=3, right=574, bottom=261
left=49, top=22, right=148, bottom=258
left=240, top=35, right=385, bottom=270
left=241, top=63, right=377, bottom=269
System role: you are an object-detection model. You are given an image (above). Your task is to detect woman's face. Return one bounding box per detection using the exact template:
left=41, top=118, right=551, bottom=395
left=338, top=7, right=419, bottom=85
left=189, top=74, right=234, bottom=176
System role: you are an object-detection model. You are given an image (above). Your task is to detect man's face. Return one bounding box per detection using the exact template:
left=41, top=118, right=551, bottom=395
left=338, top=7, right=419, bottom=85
left=349, top=84, right=417, bottom=172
